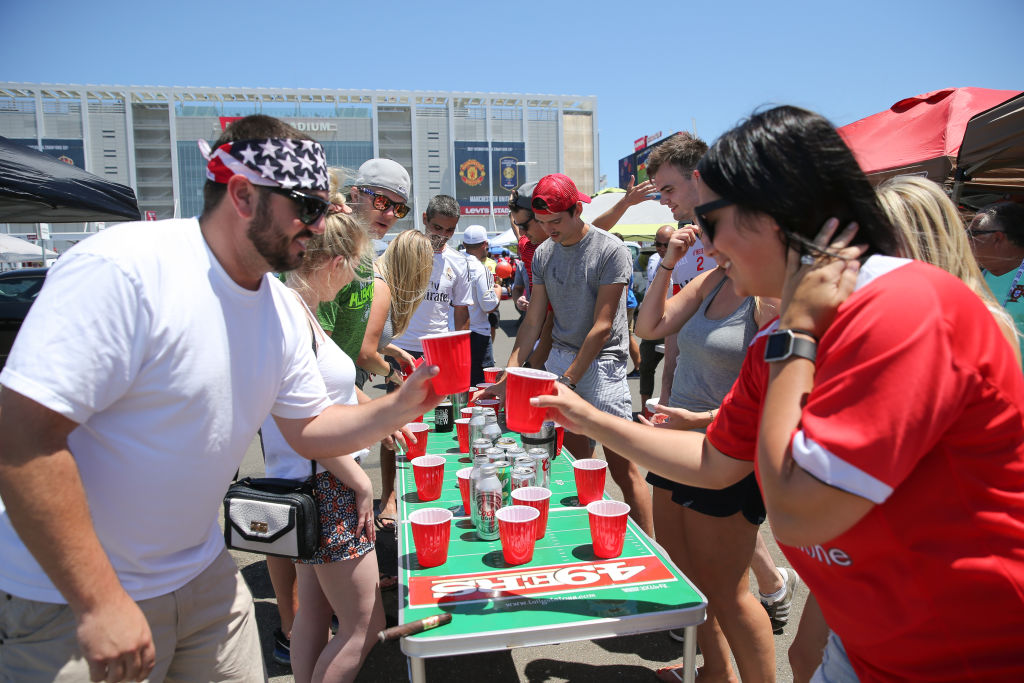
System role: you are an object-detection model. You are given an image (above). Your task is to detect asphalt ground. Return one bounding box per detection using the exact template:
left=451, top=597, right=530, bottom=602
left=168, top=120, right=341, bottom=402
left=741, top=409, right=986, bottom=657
left=226, top=298, right=807, bottom=682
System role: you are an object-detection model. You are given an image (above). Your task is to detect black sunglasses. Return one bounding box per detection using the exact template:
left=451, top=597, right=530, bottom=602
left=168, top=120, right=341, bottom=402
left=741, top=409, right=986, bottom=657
left=654, top=241, right=669, bottom=248
left=693, top=198, right=735, bottom=242
left=358, top=187, right=410, bottom=219
left=513, top=215, right=534, bottom=231
left=268, top=187, right=331, bottom=225
left=966, top=228, right=1001, bottom=239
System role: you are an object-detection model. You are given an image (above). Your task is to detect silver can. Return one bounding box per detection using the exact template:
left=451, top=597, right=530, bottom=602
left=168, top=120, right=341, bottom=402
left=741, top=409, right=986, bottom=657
left=510, top=465, right=535, bottom=492
left=527, top=447, right=551, bottom=489
left=472, top=439, right=495, bottom=458
left=494, top=437, right=518, bottom=452
left=483, top=447, right=505, bottom=464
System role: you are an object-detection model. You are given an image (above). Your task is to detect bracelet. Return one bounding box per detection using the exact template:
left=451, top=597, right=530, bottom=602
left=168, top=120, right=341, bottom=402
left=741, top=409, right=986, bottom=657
left=659, top=262, right=674, bottom=271
left=706, top=409, right=716, bottom=422
left=385, top=366, right=396, bottom=381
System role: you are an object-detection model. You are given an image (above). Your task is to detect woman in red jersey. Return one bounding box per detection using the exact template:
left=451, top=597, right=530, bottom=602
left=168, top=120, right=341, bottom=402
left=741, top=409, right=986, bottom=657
left=535, top=106, right=1024, bottom=682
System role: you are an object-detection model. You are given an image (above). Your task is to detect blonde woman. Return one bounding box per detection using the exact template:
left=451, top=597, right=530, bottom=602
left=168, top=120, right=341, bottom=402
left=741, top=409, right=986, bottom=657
left=261, top=177, right=395, bottom=682
left=877, top=175, right=1021, bottom=365
left=357, top=229, right=433, bottom=385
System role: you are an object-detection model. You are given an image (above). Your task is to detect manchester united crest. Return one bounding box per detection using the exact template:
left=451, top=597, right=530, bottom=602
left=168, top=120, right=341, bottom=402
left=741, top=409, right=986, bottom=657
left=459, top=158, right=486, bottom=187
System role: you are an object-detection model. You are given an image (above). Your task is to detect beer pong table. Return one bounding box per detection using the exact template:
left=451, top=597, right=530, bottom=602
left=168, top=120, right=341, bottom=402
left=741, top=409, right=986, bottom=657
left=395, top=420, right=706, bottom=683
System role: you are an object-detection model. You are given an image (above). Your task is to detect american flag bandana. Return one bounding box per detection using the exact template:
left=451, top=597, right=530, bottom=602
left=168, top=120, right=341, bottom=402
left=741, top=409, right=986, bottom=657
left=198, top=138, right=329, bottom=191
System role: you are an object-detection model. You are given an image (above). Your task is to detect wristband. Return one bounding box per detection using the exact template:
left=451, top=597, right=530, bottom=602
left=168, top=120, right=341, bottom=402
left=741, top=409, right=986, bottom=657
left=659, top=262, right=674, bottom=272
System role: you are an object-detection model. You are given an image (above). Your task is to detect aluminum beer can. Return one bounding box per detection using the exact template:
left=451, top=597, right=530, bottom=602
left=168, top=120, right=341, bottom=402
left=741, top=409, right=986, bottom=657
left=526, top=447, right=550, bottom=489
left=513, top=455, right=535, bottom=470
left=434, top=401, right=454, bottom=433
left=510, top=465, right=535, bottom=491
left=494, top=437, right=518, bottom=452
left=505, top=447, right=527, bottom=460
left=484, top=447, right=505, bottom=464
left=472, top=439, right=495, bottom=458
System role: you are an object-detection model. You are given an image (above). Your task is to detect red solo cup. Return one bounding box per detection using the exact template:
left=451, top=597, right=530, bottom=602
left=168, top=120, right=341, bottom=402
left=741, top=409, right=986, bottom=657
left=643, top=397, right=660, bottom=420
left=483, top=367, right=503, bottom=383
left=455, top=418, right=472, bottom=453
left=554, top=422, right=564, bottom=455
left=573, top=459, right=607, bottom=505
left=460, top=407, right=474, bottom=419
left=504, top=368, right=557, bottom=433
left=404, top=422, right=431, bottom=460
left=401, top=356, right=426, bottom=380
left=475, top=397, right=502, bottom=415
left=412, top=455, right=445, bottom=501
left=651, top=413, right=669, bottom=425
left=511, top=486, right=552, bottom=539
left=409, top=508, right=453, bottom=568
left=420, top=330, right=471, bottom=395
left=496, top=505, right=541, bottom=565
left=587, top=500, right=631, bottom=558
left=475, top=382, right=495, bottom=393
left=456, top=467, right=473, bottom=515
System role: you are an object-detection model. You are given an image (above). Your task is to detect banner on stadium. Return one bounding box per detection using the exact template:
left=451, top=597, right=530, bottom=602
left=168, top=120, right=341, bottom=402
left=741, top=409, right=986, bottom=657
left=454, top=141, right=525, bottom=216
left=11, top=138, right=86, bottom=169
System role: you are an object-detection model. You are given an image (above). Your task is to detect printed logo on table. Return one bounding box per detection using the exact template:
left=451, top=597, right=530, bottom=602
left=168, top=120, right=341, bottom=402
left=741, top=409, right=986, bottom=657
left=408, top=557, right=675, bottom=607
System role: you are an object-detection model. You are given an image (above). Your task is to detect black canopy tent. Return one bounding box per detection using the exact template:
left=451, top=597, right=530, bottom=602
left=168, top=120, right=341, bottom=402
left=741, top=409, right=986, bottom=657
left=0, top=136, right=141, bottom=223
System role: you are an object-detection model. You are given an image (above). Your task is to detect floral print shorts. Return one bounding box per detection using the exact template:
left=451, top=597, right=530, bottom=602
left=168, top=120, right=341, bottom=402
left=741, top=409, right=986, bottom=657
left=297, top=471, right=374, bottom=564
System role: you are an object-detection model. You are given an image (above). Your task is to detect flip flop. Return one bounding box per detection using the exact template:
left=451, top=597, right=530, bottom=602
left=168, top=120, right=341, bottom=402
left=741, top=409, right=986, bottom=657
left=374, top=515, right=396, bottom=532
left=655, top=664, right=698, bottom=682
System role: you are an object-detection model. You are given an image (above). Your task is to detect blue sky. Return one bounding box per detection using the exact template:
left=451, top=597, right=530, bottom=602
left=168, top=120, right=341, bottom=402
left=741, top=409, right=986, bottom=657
left=2, top=0, right=1021, bottom=187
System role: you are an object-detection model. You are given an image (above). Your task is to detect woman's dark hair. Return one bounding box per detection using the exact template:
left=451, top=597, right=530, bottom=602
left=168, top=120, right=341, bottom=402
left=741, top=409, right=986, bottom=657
left=697, top=106, right=899, bottom=258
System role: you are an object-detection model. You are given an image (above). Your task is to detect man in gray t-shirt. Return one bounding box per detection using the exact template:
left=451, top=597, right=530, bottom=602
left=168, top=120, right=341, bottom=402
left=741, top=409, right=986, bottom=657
left=501, top=173, right=653, bottom=535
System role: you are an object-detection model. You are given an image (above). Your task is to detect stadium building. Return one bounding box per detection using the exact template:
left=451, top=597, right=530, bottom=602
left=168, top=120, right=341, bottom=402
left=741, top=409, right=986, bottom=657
left=0, top=82, right=598, bottom=250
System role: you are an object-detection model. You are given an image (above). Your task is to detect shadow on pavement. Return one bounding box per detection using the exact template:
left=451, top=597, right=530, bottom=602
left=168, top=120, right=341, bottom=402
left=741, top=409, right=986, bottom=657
left=524, top=658, right=664, bottom=682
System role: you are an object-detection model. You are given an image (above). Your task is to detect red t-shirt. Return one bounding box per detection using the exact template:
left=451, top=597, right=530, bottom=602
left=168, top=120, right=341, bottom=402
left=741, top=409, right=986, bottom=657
left=519, top=235, right=538, bottom=287
left=708, top=256, right=1024, bottom=681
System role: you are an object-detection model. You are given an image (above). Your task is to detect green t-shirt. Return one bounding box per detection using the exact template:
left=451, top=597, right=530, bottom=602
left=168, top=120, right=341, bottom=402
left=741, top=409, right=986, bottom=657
left=317, top=260, right=375, bottom=360
left=985, top=266, right=1024, bottom=357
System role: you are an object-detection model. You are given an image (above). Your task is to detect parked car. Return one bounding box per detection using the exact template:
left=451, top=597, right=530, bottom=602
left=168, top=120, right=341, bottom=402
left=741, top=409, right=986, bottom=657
left=0, top=268, right=48, bottom=370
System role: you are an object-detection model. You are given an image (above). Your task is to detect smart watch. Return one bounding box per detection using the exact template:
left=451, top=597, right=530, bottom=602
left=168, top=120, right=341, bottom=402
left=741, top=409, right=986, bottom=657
left=764, top=329, right=817, bottom=363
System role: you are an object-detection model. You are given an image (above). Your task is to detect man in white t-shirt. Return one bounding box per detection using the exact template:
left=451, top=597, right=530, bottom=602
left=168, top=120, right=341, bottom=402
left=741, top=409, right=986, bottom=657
left=0, top=115, right=440, bottom=682
left=461, top=224, right=502, bottom=385
left=637, top=224, right=675, bottom=408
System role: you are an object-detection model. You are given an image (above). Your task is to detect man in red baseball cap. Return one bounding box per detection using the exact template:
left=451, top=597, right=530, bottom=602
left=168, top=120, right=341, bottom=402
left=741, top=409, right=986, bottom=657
left=498, top=173, right=654, bottom=534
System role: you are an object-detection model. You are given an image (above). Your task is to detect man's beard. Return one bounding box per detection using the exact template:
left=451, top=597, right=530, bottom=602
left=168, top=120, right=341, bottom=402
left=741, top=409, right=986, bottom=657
left=248, top=192, right=311, bottom=273
left=428, top=232, right=448, bottom=252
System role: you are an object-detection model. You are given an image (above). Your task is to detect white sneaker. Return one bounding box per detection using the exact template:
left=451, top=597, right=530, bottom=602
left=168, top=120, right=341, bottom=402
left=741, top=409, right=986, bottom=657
left=761, top=566, right=799, bottom=634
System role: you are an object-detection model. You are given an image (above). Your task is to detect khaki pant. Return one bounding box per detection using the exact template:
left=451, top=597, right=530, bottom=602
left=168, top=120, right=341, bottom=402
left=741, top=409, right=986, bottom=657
left=0, top=549, right=266, bottom=682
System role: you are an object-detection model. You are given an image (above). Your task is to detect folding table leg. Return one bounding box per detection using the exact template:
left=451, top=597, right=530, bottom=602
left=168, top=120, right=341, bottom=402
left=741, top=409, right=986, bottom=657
left=407, top=653, right=426, bottom=683
left=683, top=625, right=698, bottom=683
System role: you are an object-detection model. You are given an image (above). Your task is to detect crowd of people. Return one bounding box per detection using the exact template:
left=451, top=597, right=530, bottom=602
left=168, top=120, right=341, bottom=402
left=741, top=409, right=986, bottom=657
left=0, top=106, right=1022, bottom=683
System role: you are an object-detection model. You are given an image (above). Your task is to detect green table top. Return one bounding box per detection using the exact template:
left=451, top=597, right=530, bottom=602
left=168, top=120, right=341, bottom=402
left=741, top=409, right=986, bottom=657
left=395, top=419, right=706, bottom=658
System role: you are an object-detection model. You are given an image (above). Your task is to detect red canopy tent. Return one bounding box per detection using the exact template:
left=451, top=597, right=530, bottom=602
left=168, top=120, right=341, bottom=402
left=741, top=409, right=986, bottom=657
left=838, top=87, right=1024, bottom=207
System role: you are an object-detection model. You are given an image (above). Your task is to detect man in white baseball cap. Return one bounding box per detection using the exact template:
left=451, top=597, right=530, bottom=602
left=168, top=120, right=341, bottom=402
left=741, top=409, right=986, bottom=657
left=462, top=224, right=502, bottom=385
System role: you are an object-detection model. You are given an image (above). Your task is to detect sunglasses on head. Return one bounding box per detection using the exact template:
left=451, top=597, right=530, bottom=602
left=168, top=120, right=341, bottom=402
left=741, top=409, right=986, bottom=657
left=267, top=187, right=331, bottom=225
left=693, top=198, right=735, bottom=242
left=358, top=187, right=410, bottom=218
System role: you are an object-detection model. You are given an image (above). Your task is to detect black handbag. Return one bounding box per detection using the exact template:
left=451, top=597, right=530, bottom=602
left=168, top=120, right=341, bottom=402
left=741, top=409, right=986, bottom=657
left=223, top=461, right=321, bottom=559
left=224, top=318, right=322, bottom=559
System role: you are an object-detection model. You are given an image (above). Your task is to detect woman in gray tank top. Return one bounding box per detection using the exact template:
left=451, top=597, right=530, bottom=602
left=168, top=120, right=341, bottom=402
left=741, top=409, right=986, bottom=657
left=635, top=239, right=783, bottom=682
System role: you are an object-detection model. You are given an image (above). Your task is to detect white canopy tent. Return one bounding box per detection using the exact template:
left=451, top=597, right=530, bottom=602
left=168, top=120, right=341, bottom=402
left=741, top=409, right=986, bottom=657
left=0, top=233, right=58, bottom=264
left=580, top=188, right=676, bottom=241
